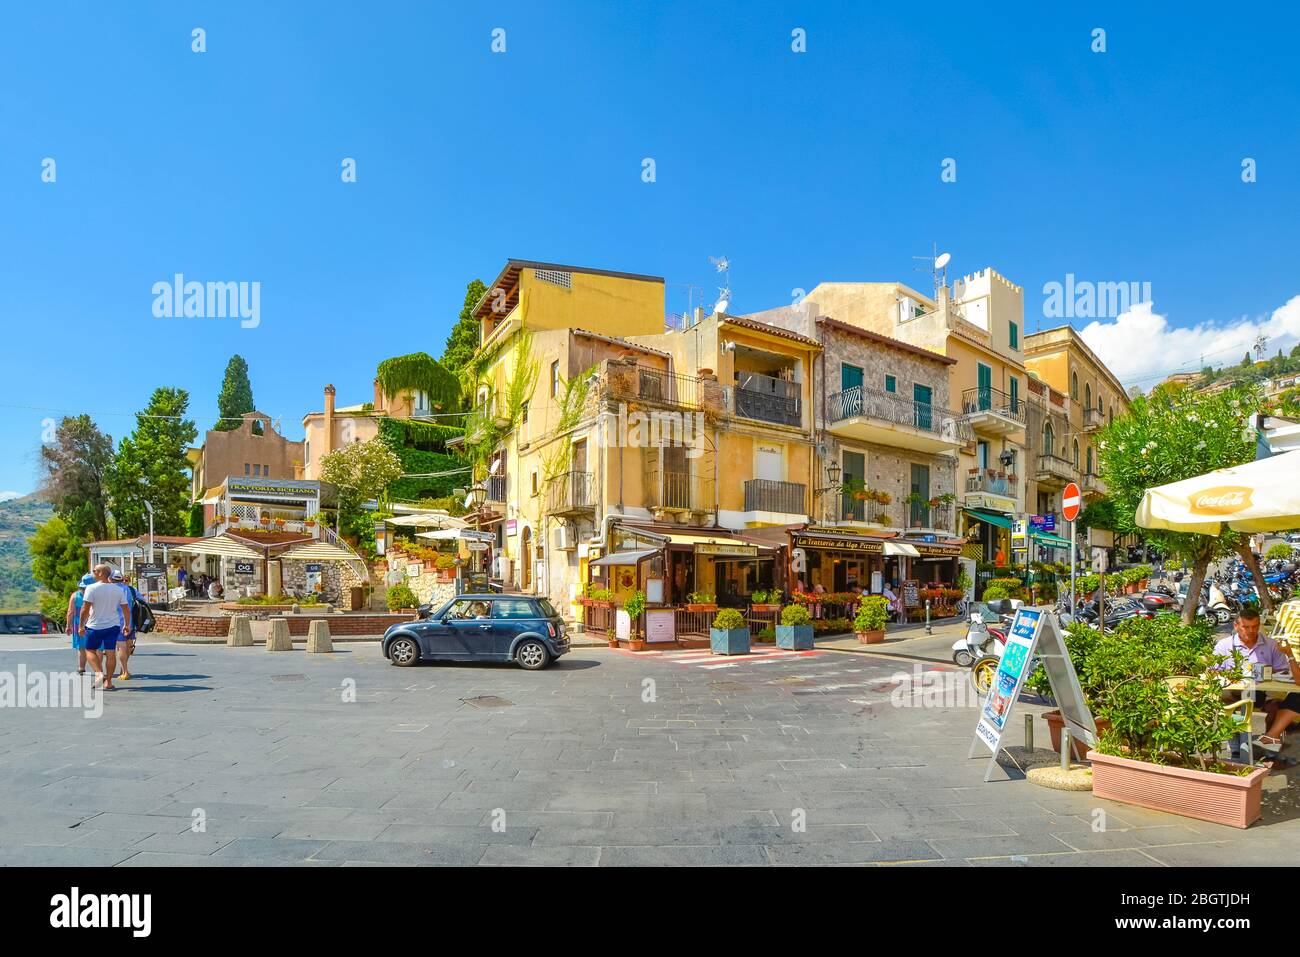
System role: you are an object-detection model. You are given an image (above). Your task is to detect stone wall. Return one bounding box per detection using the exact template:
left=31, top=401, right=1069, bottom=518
left=154, top=612, right=228, bottom=637
left=154, top=610, right=415, bottom=637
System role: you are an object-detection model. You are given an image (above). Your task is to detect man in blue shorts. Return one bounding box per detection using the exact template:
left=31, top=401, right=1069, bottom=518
left=78, top=564, right=131, bottom=690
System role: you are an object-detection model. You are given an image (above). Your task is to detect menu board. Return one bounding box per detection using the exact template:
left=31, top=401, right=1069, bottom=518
left=645, top=609, right=676, bottom=644
left=902, top=580, right=920, bottom=607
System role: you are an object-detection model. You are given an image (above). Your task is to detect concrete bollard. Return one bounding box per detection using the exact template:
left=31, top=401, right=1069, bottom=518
left=227, top=615, right=253, bottom=648
left=306, top=619, right=333, bottom=654
left=265, top=618, right=293, bottom=652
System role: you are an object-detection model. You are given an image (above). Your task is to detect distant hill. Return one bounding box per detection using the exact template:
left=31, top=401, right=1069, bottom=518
left=0, top=493, right=54, bottom=611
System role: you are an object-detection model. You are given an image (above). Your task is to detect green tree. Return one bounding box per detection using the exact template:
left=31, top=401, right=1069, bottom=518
left=440, top=279, right=487, bottom=376
left=319, top=438, right=404, bottom=554
left=1097, top=386, right=1261, bottom=622
left=38, top=415, right=114, bottom=541
left=108, top=388, right=198, bottom=537
left=29, top=516, right=86, bottom=627
left=215, top=355, right=255, bottom=431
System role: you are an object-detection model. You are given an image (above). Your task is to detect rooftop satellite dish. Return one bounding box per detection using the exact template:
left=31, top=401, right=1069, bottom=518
left=934, top=252, right=951, bottom=270
left=714, top=299, right=729, bottom=315
left=488, top=457, right=501, bottom=476
left=464, top=491, right=475, bottom=509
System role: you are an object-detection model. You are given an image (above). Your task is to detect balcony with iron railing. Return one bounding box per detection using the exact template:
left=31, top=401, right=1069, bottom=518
left=730, top=371, right=801, bottom=427
left=907, top=503, right=953, bottom=533
left=827, top=385, right=971, bottom=452
left=965, top=471, right=1019, bottom=499
left=1036, top=454, right=1076, bottom=487
left=833, top=495, right=896, bottom=526
left=1083, top=406, right=1105, bottom=431
left=546, top=470, right=594, bottom=516
left=657, top=470, right=694, bottom=511
left=485, top=473, right=507, bottom=503
left=606, top=365, right=703, bottom=410
left=743, top=479, right=807, bottom=517
left=961, top=387, right=1026, bottom=436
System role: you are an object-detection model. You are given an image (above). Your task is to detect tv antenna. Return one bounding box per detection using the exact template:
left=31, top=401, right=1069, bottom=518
left=1254, top=332, right=1269, bottom=362
left=709, top=255, right=732, bottom=314
left=912, top=243, right=951, bottom=297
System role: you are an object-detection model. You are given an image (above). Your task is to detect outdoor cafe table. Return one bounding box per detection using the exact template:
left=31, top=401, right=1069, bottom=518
left=1223, top=677, right=1299, bottom=695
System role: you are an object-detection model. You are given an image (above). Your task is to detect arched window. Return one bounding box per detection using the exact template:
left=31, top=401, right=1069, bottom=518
left=1086, top=446, right=1094, bottom=475
left=1085, top=383, right=1092, bottom=412
left=1072, top=440, right=1080, bottom=469
left=1071, top=371, right=1079, bottom=400
left=1043, top=420, right=1054, bottom=456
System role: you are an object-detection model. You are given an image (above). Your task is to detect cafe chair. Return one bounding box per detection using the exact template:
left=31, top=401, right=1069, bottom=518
left=1164, top=675, right=1256, bottom=765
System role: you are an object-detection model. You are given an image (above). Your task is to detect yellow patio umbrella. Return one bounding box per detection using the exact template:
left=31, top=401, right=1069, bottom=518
left=1135, top=450, right=1300, bottom=534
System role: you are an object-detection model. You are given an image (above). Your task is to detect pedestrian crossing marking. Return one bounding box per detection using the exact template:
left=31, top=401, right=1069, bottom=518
left=611, top=646, right=825, bottom=668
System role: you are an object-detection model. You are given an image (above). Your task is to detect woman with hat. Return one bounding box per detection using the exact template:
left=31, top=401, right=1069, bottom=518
left=65, top=573, right=95, bottom=676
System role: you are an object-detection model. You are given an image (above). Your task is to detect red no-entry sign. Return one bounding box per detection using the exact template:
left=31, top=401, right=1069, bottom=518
left=1062, top=482, right=1082, bottom=522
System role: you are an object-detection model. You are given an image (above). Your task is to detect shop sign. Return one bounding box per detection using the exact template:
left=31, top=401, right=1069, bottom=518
left=911, top=543, right=959, bottom=556
left=506, top=519, right=518, bottom=537
left=964, top=493, right=1015, bottom=513
left=792, top=533, right=883, bottom=554
left=1029, top=514, right=1056, bottom=533
left=226, top=480, right=317, bottom=500
left=694, top=542, right=758, bottom=558
left=233, top=561, right=256, bottom=576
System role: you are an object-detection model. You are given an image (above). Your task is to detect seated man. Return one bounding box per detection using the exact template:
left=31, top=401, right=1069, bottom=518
left=1213, top=607, right=1300, bottom=754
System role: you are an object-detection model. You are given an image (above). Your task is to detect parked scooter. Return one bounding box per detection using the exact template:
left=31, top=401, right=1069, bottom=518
left=951, top=599, right=1019, bottom=667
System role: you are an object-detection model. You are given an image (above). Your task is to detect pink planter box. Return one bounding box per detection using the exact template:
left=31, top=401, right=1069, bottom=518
left=1089, top=750, right=1268, bottom=829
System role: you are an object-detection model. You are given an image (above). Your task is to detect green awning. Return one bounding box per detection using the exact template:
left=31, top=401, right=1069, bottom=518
left=1032, top=531, right=1072, bottom=550
left=964, top=508, right=1015, bottom=529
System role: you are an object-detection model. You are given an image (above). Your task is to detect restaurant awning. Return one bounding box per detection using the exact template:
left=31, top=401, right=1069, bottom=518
left=1031, top=531, right=1072, bottom=550
left=416, top=528, right=464, bottom=541
left=170, top=535, right=263, bottom=560
left=276, top=541, right=369, bottom=579
left=387, top=512, right=467, bottom=528
left=883, top=541, right=921, bottom=557
left=1136, top=449, right=1300, bottom=533
left=964, top=508, right=1015, bottom=529
left=590, top=548, right=659, bottom=567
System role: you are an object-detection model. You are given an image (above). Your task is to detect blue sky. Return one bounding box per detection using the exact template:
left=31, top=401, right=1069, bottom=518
left=2, top=1, right=1297, bottom=496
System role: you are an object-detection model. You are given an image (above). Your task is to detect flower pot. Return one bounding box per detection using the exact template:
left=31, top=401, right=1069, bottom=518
left=686, top=603, right=716, bottom=613
left=628, top=639, right=646, bottom=652
left=607, top=637, right=619, bottom=648
left=1043, top=709, right=1110, bottom=760
left=856, top=629, right=885, bottom=644
left=750, top=603, right=780, bottom=613
left=710, top=627, right=750, bottom=656
left=1089, top=750, right=1268, bottom=829
left=776, top=624, right=814, bottom=650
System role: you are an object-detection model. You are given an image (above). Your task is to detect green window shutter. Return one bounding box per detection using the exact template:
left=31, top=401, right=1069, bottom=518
left=885, top=375, right=896, bottom=393
left=1009, top=322, right=1019, bottom=349
left=841, top=364, right=863, bottom=392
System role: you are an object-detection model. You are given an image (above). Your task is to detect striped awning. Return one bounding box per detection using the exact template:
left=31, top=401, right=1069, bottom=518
left=387, top=512, right=467, bottom=528
left=277, top=542, right=363, bottom=563
left=169, top=534, right=262, bottom=560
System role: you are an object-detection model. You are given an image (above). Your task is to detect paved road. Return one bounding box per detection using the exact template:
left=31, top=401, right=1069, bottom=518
left=1, top=640, right=1298, bottom=866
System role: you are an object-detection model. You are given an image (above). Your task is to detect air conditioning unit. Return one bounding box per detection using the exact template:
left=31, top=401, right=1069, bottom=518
left=554, top=525, right=569, bottom=550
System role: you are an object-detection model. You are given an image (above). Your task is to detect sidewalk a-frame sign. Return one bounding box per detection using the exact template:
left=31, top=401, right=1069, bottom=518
left=968, top=609, right=1097, bottom=782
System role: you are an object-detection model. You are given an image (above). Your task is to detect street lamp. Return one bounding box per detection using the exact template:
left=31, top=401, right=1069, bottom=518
left=813, top=460, right=843, bottom=525
left=454, top=483, right=490, bottom=591
left=137, top=477, right=155, bottom=564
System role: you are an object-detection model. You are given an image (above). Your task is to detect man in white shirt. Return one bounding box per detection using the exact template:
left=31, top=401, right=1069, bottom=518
left=78, top=564, right=132, bottom=690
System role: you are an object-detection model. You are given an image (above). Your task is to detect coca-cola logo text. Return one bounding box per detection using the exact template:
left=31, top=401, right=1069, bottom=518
left=1188, top=486, right=1253, bottom=516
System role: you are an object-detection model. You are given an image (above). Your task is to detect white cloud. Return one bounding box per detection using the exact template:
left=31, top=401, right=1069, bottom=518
left=0, top=491, right=22, bottom=502
left=1077, top=295, right=1300, bottom=388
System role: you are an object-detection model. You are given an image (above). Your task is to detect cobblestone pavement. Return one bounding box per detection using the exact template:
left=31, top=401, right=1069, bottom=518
left=1, top=640, right=1298, bottom=866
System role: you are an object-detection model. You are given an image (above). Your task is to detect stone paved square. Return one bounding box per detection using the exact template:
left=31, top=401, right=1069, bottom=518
left=2, top=637, right=1299, bottom=866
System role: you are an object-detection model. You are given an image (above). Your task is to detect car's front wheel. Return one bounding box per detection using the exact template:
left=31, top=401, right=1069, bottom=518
left=515, top=639, right=550, bottom=671
left=388, top=636, right=421, bottom=667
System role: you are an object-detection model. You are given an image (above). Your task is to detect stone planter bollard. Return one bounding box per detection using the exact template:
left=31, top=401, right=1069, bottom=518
left=306, top=619, right=333, bottom=654
left=227, top=614, right=253, bottom=648
left=265, top=618, right=293, bottom=652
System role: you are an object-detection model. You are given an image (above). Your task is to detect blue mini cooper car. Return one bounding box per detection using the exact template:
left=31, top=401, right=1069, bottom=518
left=382, top=594, right=569, bottom=670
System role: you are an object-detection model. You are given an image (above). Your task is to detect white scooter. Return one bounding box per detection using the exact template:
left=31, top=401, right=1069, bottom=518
left=951, top=598, right=1023, bottom=667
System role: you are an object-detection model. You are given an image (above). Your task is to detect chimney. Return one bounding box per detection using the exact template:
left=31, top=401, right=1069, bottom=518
left=693, top=306, right=704, bottom=326
left=323, top=385, right=336, bottom=456
left=373, top=377, right=384, bottom=413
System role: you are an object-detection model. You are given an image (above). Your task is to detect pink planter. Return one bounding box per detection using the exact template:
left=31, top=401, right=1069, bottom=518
left=1089, top=750, right=1268, bottom=829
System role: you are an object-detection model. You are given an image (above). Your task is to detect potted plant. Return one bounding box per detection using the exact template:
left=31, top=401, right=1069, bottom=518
left=274, top=517, right=286, bottom=529
left=749, top=588, right=781, bottom=613
left=588, top=587, right=615, bottom=609
left=776, top=604, right=814, bottom=650
left=756, top=625, right=776, bottom=643
left=685, top=591, right=717, bottom=613
left=385, top=582, right=419, bottom=613
left=304, top=517, right=316, bottom=528
left=623, top=590, right=647, bottom=651
left=710, top=608, right=750, bottom=656
left=260, top=515, right=271, bottom=527
left=435, top=554, right=458, bottom=580
left=854, top=595, right=889, bottom=644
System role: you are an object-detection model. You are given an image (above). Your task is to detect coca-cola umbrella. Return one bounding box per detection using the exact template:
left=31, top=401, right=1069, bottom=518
left=1135, top=449, right=1300, bottom=534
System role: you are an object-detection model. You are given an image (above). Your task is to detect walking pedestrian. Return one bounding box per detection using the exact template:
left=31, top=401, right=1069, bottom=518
left=65, top=573, right=95, bottom=675
left=177, top=565, right=187, bottom=594
left=112, top=569, right=141, bottom=681
left=78, top=564, right=131, bottom=691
